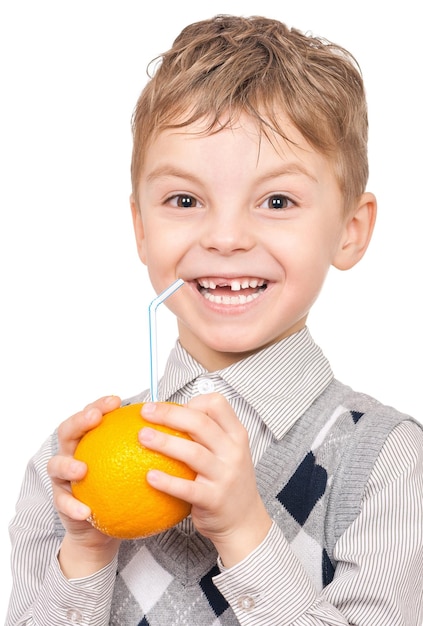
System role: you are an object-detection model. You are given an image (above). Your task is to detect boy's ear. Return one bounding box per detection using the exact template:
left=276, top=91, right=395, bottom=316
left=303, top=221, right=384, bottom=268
left=130, top=194, right=147, bottom=265
left=332, top=192, right=377, bottom=271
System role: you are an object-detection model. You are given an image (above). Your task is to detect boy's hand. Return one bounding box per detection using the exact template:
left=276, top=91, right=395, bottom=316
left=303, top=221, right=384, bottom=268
left=47, top=395, right=122, bottom=578
left=139, top=394, right=272, bottom=567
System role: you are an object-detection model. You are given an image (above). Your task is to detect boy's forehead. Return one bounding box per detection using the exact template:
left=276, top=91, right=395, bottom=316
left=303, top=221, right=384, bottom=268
left=139, top=112, right=326, bottom=177
left=137, top=111, right=339, bottom=199
left=145, top=110, right=315, bottom=160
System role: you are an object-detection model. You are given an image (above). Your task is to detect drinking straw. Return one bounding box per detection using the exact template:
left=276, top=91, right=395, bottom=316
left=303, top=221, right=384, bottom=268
left=148, top=278, right=184, bottom=402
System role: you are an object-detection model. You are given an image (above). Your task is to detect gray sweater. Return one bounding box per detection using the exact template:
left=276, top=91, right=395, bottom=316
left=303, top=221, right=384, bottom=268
left=102, top=379, right=413, bottom=624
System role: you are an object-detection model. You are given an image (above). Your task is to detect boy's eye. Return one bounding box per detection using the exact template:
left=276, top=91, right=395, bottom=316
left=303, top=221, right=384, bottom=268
left=167, top=194, right=199, bottom=208
left=262, top=194, right=294, bottom=210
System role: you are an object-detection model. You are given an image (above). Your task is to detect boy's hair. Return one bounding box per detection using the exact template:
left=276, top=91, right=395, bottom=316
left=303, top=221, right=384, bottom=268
left=131, top=15, right=368, bottom=211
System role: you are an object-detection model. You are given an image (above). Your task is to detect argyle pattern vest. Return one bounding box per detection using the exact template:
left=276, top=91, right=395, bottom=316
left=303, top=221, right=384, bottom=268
left=54, top=380, right=412, bottom=625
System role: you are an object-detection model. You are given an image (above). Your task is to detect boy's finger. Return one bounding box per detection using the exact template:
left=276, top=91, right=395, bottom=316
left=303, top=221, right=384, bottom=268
left=83, top=395, right=122, bottom=414
left=140, top=397, right=248, bottom=457
left=57, top=395, right=121, bottom=454
left=140, top=400, right=223, bottom=448
left=47, top=454, right=86, bottom=483
left=54, top=487, right=91, bottom=521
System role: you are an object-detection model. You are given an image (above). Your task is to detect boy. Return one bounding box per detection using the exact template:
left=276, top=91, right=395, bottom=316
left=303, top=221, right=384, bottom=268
left=6, top=14, right=423, bottom=626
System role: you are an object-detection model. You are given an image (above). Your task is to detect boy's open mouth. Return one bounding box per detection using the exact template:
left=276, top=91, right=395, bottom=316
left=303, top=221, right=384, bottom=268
left=196, top=277, right=267, bottom=304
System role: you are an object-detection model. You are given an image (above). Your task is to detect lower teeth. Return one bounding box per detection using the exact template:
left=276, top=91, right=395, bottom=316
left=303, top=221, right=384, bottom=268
left=203, top=291, right=261, bottom=305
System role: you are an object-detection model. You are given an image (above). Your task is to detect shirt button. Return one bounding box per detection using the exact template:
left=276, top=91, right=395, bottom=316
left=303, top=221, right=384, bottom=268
left=196, top=377, right=215, bottom=394
left=66, top=608, right=83, bottom=623
left=237, top=595, right=255, bottom=611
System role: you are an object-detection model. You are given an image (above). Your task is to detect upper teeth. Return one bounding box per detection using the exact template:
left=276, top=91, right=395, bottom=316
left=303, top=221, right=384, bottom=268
left=198, top=278, right=265, bottom=291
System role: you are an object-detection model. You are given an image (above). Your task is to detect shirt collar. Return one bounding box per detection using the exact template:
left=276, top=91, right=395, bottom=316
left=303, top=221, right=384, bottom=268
left=158, top=327, right=333, bottom=440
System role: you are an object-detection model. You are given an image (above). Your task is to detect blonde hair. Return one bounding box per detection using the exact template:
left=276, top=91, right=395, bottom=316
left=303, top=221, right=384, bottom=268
left=131, top=15, right=368, bottom=211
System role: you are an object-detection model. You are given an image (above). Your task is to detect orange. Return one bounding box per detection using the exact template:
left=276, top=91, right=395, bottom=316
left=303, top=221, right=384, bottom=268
left=71, top=402, right=196, bottom=539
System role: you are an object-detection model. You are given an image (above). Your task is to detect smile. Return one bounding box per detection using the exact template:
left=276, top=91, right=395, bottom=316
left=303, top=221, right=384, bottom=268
left=196, top=277, right=267, bottom=305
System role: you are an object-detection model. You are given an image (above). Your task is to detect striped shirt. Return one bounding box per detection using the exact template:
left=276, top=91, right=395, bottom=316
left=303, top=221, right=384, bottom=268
left=6, top=328, right=423, bottom=625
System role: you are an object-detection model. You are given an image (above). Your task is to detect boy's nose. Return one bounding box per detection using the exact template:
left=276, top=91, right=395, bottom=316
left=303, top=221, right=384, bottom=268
left=200, top=209, right=255, bottom=255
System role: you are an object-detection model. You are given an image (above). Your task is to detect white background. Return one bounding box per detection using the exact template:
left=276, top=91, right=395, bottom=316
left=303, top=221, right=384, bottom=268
left=1, top=0, right=421, bottom=619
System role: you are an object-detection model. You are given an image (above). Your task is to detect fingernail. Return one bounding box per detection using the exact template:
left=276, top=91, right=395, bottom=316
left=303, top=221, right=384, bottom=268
left=146, top=469, right=160, bottom=486
left=84, top=408, right=98, bottom=422
left=70, top=460, right=82, bottom=475
left=139, top=427, right=155, bottom=443
left=76, top=503, right=91, bottom=519
left=141, top=402, right=156, bottom=416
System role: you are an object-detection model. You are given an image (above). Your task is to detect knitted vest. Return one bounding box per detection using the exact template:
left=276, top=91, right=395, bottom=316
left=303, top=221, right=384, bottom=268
left=56, top=380, right=414, bottom=625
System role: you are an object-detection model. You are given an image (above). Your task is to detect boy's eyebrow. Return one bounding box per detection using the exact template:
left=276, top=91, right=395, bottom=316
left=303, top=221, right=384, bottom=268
left=260, top=164, right=318, bottom=184
left=145, top=163, right=318, bottom=185
left=145, top=165, right=202, bottom=184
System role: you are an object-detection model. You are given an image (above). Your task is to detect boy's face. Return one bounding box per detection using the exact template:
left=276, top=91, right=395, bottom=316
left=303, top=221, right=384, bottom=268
left=132, top=112, right=374, bottom=371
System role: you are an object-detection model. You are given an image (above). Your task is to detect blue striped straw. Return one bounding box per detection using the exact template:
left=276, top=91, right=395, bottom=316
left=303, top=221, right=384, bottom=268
left=148, top=278, right=184, bottom=402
